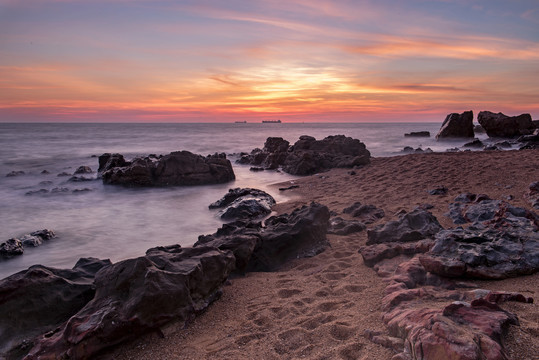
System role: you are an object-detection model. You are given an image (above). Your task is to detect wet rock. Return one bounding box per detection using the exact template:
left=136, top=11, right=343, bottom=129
left=196, top=202, right=330, bottom=272
left=478, top=111, right=536, bottom=138
left=6, top=171, right=25, bottom=177
left=249, top=167, right=264, bottom=172
left=239, top=135, right=370, bottom=175
left=210, top=188, right=276, bottom=221
left=100, top=151, right=235, bottom=187
left=435, top=110, right=474, bottom=139
left=328, top=217, right=366, bottom=235
left=495, top=140, right=513, bottom=148
left=57, top=172, right=71, bottom=177
left=51, top=187, right=70, bottom=193
left=68, top=175, right=94, bottom=182
left=40, top=170, right=50, bottom=175
left=74, top=166, right=93, bottom=174
left=39, top=180, right=53, bottom=186
left=401, top=146, right=414, bottom=153
left=25, top=189, right=49, bottom=196
left=72, top=188, right=92, bottom=193
left=483, top=145, right=499, bottom=151
left=27, top=246, right=235, bottom=360
left=367, top=209, right=443, bottom=245
left=0, top=258, right=111, bottom=359
left=404, top=131, right=430, bottom=137
left=463, top=138, right=483, bottom=148
left=0, top=238, right=24, bottom=257
left=343, top=202, right=385, bottom=224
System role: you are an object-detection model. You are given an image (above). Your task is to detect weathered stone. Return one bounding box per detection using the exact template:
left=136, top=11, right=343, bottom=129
left=478, top=111, right=535, bottom=138
left=404, top=131, right=430, bottom=137
left=428, top=185, right=448, bottom=195
left=343, top=202, right=385, bottom=224
left=526, top=181, right=539, bottom=209
left=27, top=246, right=235, bottom=359
left=435, top=111, right=474, bottom=139
left=328, top=217, right=366, bottom=235
left=0, top=258, right=111, bottom=359
left=98, top=153, right=128, bottom=173
left=359, top=240, right=434, bottom=267
left=0, top=238, right=24, bottom=257
left=74, top=166, right=93, bottom=174
left=463, top=138, right=484, bottom=148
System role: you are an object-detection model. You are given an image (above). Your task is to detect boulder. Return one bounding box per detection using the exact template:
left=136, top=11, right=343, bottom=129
left=404, top=131, right=430, bottom=137
left=0, top=230, right=55, bottom=257
left=238, top=135, right=370, bottom=175
left=435, top=111, right=474, bottom=139
left=27, top=246, right=235, bottom=359
left=0, top=258, right=111, bottom=359
left=477, top=111, right=536, bottom=138
left=100, top=151, right=235, bottom=187
left=196, top=202, right=330, bottom=272
left=367, top=209, right=443, bottom=245
left=209, top=188, right=276, bottom=221
left=209, top=188, right=275, bottom=209
left=0, top=238, right=23, bottom=257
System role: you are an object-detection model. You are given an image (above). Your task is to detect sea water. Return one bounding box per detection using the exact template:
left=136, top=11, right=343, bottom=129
left=0, top=122, right=486, bottom=279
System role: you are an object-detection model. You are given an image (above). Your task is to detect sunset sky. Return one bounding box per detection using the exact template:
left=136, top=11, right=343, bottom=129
left=1, top=0, right=538, bottom=123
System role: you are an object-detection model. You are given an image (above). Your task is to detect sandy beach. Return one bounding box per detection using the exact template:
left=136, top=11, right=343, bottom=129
left=110, top=149, right=539, bottom=360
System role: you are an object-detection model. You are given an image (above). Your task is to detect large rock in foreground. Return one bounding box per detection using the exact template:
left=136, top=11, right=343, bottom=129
left=99, top=151, right=235, bottom=186
left=27, top=246, right=235, bottom=359
left=0, top=258, right=111, bottom=359
left=196, top=202, right=330, bottom=272
left=435, top=110, right=474, bottom=139
left=238, top=135, right=370, bottom=175
left=478, top=111, right=536, bottom=138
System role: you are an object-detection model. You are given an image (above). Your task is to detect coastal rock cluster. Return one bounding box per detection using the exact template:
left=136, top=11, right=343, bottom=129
left=435, top=110, right=474, bottom=139
left=0, top=229, right=55, bottom=257
left=209, top=187, right=276, bottom=221
left=238, top=135, right=371, bottom=175
left=359, top=194, right=539, bottom=359
left=98, top=151, right=235, bottom=186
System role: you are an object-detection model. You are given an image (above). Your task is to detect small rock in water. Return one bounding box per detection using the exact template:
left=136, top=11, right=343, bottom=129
left=39, top=181, right=53, bottom=186
left=249, top=167, right=264, bottom=172
left=41, top=170, right=51, bottom=174
left=463, top=138, right=483, bottom=148
left=68, top=175, right=94, bottom=182
left=74, top=166, right=93, bottom=174
left=51, top=187, right=70, bottom=193
left=404, top=131, right=430, bottom=137
left=25, top=189, right=49, bottom=196
left=57, top=172, right=71, bottom=177
left=0, top=238, right=24, bottom=256
left=72, top=188, right=92, bottom=193
left=6, top=171, right=25, bottom=177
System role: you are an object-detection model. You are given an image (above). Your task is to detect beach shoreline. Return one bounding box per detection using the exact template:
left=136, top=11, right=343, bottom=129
left=108, top=149, right=539, bottom=360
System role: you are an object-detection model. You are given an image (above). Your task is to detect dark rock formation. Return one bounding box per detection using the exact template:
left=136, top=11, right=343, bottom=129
left=328, top=217, right=366, bottom=235
left=6, top=171, right=25, bottom=177
left=27, top=246, right=235, bottom=360
left=478, top=111, right=536, bottom=138
left=404, top=131, right=430, bottom=137
left=209, top=188, right=276, bottom=221
left=463, top=138, right=484, bottom=148
left=473, top=124, right=485, bottom=133
left=99, top=151, right=235, bottom=187
left=196, top=202, right=330, bottom=272
left=74, top=166, right=93, bottom=174
left=435, top=111, right=474, bottom=139
left=366, top=209, right=443, bottom=245
left=342, top=202, right=385, bottom=224
left=0, top=230, right=55, bottom=257
left=68, top=175, right=94, bottom=182
left=57, top=172, right=71, bottom=177
left=526, top=181, right=539, bottom=209
left=0, top=258, right=111, bottom=359
left=428, top=185, right=448, bottom=195
left=518, top=129, right=539, bottom=149
left=238, top=135, right=370, bottom=175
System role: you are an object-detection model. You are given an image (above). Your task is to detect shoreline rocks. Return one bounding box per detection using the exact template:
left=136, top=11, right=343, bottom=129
left=99, top=151, right=235, bottom=187
left=478, top=111, right=536, bottom=138
left=209, top=188, right=276, bottom=221
left=0, top=229, right=56, bottom=257
left=436, top=110, right=474, bottom=139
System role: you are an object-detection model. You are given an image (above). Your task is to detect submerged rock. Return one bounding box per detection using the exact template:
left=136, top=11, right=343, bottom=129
left=435, top=110, right=474, bottom=139
left=100, top=151, right=235, bottom=187
left=478, top=111, right=535, bottom=138
left=404, top=131, right=430, bottom=137
left=74, top=166, right=93, bottom=174
left=6, top=171, right=25, bottom=177
left=0, top=230, right=55, bottom=257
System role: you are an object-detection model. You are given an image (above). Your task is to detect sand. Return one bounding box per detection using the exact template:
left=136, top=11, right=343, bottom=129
left=109, top=149, right=539, bottom=360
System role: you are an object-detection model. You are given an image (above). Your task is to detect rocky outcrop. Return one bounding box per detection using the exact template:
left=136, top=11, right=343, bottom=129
left=27, top=246, right=235, bottom=360
left=238, top=135, right=370, bottom=175
left=0, top=229, right=56, bottom=257
left=478, top=111, right=536, bottom=138
left=404, top=131, right=430, bottom=137
left=0, top=258, right=111, bottom=359
left=99, top=151, right=235, bottom=187
left=196, top=202, right=330, bottom=272
left=209, top=188, right=276, bottom=221
left=435, top=111, right=474, bottom=139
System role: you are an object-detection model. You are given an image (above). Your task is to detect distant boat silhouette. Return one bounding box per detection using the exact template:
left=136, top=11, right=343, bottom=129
left=262, top=120, right=281, bottom=123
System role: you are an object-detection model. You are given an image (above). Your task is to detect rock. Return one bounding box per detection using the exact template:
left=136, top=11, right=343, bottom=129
left=210, top=188, right=275, bottom=221
left=0, top=238, right=24, bottom=257
left=27, top=246, right=235, bottom=359
left=51, top=187, right=70, bottom=193
left=209, top=188, right=274, bottom=209
left=6, top=171, right=25, bottom=177
left=39, top=180, right=53, bottom=186
left=401, top=146, right=414, bottom=153
left=483, top=145, right=499, bottom=151
left=421, top=200, right=539, bottom=279
left=435, top=110, right=474, bottom=139
left=279, top=185, right=299, bottom=191
left=404, top=131, right=430, bottom=137
left=343, top=202, right=385, bottom=224
left=428, top=185, right=448, bottom=195
left=473, top=124, right=485, bottom=133
left=495, top=140, right=513, bottom=148
left=57, top=172, right=71, bottom=177
left=526, top=181, right=539, bottom=209
left=518, top=129, right=539, bottom=149
left=72, top=188, right=92, bottom=193
left=40, top=170, right=50, bottom=175
left=100, top=151, right=235, bottom=187
left=478, top=111, right=536, bottom=138
left=74, top=166, right=93, bottom=174
left=68, top=175, right=94, bottom=182
left=367, top=209, right=443, bottom=245
left=359, top=239, right=434, bottom=267
left=328, top=217, right=366, bottom=235
left=25, top=189, right=49, bottom=196
left=463, top=138, right=483, bottom=148
left=196, top=202, right=330, bottom=272
left=249, top=167, right=264, bottom=172
left=0, top=258, right=111, bottom=359
left=238, top=135, right=370, bottom=175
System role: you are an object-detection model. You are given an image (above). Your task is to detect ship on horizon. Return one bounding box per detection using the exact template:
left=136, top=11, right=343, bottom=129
left=262, top=119, right=282, bottom=123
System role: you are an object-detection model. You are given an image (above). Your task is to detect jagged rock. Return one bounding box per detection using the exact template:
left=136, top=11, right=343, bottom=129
left=0, top=258, right=111, bottom=359
left=404, top=131, right=430, bottom=137
left=238, top=135, right=370, bottom=175
left=209, top=188, right=276, bottom=221
left=27, top=246, right=235, bottom=359
left=0, top=238, right=24, bottom=257
left=495, top=140, right=513, bottom=148
left=196, top=202, right=330, bottom=272
left=435, top=111, right=474, bottom=139
left=6, top=171, right=25, bottom=177
left=74, top=166, right=93, bottom=174
left=463, top=138, right=483, bottom=148
left=518, top=129, right=539, bottom=149
left=359, top=239, right=434, bottom=267
left=100, top=151, right=235, bottom=187
left=526, top=181, right=539, bottom=209
left=367, top=209, right=443, bottom=245
left=343, top=202, right=385, bottom=224
left=328, top=217, right=366, bottom=235
left=209, top=188, right=274, bottom=209
left=421, top=200, right=539, bottom=279
left=478, top=111, right=536, bottom=138
left=279, top=185, right=299, bottom=191
left=0, top=230, right=55, bottom=257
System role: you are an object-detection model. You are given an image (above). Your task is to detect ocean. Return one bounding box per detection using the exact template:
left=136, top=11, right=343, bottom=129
left=0, top=122, right=487, bottom=279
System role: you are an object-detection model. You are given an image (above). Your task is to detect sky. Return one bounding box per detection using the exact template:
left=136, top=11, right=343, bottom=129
left=0, top=0, right=538, bottom=123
